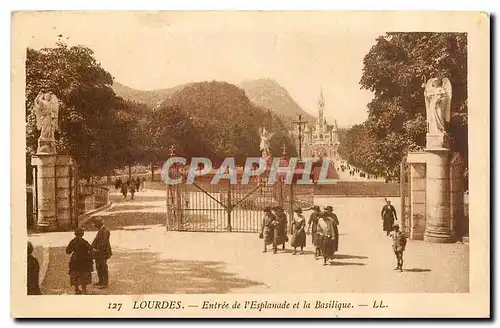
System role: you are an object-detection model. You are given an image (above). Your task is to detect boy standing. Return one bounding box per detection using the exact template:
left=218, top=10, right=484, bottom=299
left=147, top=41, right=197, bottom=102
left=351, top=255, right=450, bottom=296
left=389, top=223, right=407, bottom=272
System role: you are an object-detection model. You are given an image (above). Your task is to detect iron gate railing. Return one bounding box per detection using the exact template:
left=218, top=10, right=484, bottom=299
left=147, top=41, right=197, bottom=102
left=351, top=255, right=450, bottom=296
left=166, top=172, right=314, bottom=233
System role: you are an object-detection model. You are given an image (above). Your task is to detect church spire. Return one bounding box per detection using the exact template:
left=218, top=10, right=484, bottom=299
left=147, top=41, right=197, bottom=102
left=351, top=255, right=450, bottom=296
left=318, top=87, right=325, bottom=120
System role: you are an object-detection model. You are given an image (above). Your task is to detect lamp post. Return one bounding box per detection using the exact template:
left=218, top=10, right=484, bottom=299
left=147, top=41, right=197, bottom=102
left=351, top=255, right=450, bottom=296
left=293, top=114, right=307, bottom=161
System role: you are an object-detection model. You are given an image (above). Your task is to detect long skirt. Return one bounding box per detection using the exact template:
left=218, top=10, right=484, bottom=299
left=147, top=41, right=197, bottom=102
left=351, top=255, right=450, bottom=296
left=383, top=217, right=395, bottom=232
left=69, top=271, right=92, bottom=286
left=319, top=235, right=335, bottom=259
left=311, top=230, right=320, bottom=248
left=291, top=230, right=306, bottom=248
left=333, top=226, right=339, bottom=251
left=264, top=230, right=274, bottom=246
left=274, top=227, right=287, bottom=246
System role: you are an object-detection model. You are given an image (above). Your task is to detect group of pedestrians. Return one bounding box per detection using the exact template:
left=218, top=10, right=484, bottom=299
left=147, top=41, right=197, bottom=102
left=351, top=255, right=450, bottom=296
left=115, top=176, right=146, bottom=200
left=259, top=205, right=340, bottom=266
left=27, top=217, right=113, bottom=295
left=65, top=217, right=112, bottom=294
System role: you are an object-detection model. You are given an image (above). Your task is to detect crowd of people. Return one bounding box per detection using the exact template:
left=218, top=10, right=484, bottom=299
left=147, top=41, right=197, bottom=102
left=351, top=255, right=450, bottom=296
left=114, top=176, right=146, bottom=200
left=27, top=199, right=408, bottom=295
left=337, top=163, right=377, bottom=180
left=259, top=205, right=340, bottom=266
left=259, top=200, right=407, bottom=271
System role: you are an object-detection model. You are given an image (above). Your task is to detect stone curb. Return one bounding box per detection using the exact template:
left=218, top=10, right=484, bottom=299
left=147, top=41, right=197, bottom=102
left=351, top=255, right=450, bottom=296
left=77, top=201, right=113, bottom=227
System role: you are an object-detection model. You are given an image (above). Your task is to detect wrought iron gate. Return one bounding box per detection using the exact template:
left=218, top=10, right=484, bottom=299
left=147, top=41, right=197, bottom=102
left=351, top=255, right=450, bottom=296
left=166, top=171, right=314, bottom=233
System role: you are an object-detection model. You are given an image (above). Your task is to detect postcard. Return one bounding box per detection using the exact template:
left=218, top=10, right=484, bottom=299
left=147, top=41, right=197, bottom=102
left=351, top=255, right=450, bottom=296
left=11, top=11, right=490, bottom=318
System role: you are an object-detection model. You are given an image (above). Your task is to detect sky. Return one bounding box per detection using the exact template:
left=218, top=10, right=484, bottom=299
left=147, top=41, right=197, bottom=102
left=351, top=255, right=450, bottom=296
left=19, top=11, right=387, bottom=127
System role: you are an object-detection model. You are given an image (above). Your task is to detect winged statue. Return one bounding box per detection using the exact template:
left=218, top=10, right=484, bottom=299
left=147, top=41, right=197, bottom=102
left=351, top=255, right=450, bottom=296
left=424, top=77, right=452, bottom=134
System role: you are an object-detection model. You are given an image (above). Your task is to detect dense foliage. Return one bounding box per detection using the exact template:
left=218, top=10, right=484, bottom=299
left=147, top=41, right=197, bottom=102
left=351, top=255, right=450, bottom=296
left=26, top=43, right=296, bottom=181
left=339, top=32, right=467, bottom=181
left=25, top=43, right=146, bottom=180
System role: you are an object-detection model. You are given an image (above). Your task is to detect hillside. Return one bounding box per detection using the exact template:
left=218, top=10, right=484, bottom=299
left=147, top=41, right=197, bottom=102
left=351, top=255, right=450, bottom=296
left=112, top=81, right=190, bottom=108
left=158, top=81, right=297, bottom=164
left=239, top=78, right=316, bottom=127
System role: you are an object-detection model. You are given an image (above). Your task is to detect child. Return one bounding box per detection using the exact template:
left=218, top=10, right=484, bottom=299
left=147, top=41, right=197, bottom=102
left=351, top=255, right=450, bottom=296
left=66, top=228, right=94, bottom=294
left=389, top=223, right=407, bottom=272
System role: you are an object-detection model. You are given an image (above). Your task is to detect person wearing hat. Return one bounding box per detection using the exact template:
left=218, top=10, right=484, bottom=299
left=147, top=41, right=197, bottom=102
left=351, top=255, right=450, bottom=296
left=324, top=206, right=340, bottom=252
left=316, top=211, right=336, bottom=265
left=91, top=217, right=112, bottom=288
left=389, top=223, right=407, bottom=272
left=260, top=207, right=277, bottom=253
left=66, top=228, right=94, bottom=294
left=307, top=205, right=322, bottom=258
left=272, top=206, right=288, bottom=253
left=290, top=208, right=306, bottom=255
left=27, top=241, right=41, bottom=295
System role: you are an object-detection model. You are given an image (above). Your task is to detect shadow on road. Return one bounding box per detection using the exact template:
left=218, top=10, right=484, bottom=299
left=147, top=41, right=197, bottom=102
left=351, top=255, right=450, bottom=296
left=81, top=211, right=165, bottom=231
left=334, top=254, right=369, bottom=260
left=404, top=268, right=431, bottom=272
left=330, top=261, right=366, bottom=266
left=107, top=205, right=158, bottom=212
left=42, top=247, right=263, bottom=295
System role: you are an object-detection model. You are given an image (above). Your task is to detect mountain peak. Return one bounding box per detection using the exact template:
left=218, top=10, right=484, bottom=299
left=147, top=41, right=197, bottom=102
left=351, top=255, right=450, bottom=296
left=239, top=79, right=315, bottom=126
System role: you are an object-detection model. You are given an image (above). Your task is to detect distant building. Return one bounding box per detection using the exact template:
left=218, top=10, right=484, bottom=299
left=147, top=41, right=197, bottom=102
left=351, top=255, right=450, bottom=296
left=292, top=89, right=340, bottom=160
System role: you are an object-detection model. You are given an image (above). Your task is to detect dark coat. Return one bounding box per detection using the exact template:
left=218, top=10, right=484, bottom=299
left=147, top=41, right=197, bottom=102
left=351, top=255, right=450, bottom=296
left=92, top=226, right=112, bottom=260
left=27, top=255, right=41, bottom=295
left=66, top=237, right=94, bottom=274
left=381, top=204, right=397, bottom=232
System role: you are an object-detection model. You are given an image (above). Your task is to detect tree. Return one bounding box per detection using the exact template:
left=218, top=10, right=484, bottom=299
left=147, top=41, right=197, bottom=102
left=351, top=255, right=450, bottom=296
left=342, top=32, right=467, bottom=181
left=25, top=43, right=138, bottom=179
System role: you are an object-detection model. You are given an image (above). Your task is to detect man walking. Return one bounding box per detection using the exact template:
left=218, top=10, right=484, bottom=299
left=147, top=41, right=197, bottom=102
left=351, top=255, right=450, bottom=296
left=91, top=217, right=112, bottom=288
left=389, top=223, right=407, bottom=272
left=381, top=200, right=398, bottom=236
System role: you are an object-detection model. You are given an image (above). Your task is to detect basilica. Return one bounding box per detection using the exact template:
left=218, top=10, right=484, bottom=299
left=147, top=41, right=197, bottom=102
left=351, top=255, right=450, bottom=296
left=293, top=89, right=340, bottom=160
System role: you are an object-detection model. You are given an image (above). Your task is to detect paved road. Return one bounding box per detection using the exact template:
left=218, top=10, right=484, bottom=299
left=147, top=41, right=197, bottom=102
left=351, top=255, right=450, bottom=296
left=28, top=189, right=469, bottom=295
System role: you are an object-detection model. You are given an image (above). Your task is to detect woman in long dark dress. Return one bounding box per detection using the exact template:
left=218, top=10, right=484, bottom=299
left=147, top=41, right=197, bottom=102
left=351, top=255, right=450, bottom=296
left=307, top=206, right=322, bottom=258
left=324, top=206, right=340, bottom=252
left=66, top=228, right=94, bottom=295
left=290, top=208, right=306, bottom=255
left=381, top=200, right=398, bottom=236
left=317, top=212, right=336, bottom=265
left=273, top=207, right=288, bottom=253
left=260, top=207, right=276, bottom=253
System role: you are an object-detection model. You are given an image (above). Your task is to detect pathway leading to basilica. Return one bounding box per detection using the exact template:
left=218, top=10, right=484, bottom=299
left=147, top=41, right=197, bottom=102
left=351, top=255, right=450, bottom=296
left=29, top=188, right=469, bottom=295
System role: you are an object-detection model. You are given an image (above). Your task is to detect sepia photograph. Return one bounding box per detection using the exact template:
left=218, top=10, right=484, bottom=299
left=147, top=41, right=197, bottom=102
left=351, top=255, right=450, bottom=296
left=11, top=11, right=489, bottom=318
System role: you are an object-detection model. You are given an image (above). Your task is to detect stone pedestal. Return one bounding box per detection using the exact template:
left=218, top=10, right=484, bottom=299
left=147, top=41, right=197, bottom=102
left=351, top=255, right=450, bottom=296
left=424, top=144, right=454, bottom=243
left=31, top=154, right=77, bottom=231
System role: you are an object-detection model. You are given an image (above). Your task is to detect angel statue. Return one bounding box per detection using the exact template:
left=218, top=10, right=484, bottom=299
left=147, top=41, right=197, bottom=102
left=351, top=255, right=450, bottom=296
left=33, top=91, right=59, bottom=153
left=259, top=127, right=275, bottom=159
left=423, top=77, right=452, bottom=134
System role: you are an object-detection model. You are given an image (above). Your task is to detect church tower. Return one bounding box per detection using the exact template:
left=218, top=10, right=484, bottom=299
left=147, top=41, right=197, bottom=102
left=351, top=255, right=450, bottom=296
left=318, top=88, right=325, bottom=120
